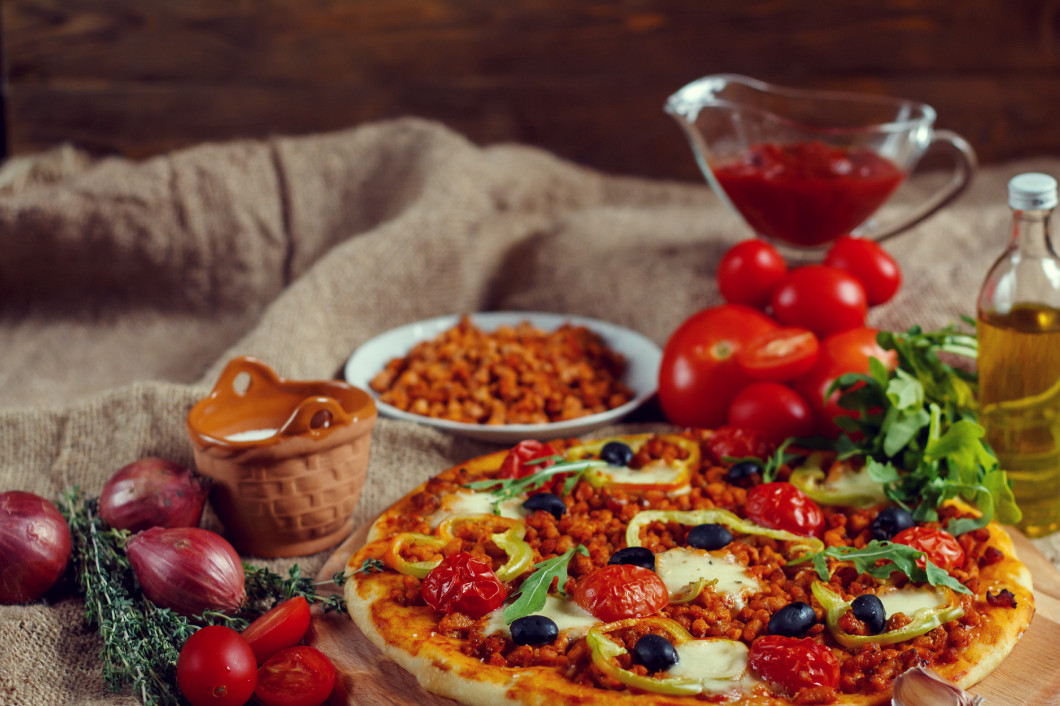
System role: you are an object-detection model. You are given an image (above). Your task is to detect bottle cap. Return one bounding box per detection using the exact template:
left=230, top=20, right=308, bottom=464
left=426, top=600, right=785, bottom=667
left=1009, top=173, right=1058, bottom=210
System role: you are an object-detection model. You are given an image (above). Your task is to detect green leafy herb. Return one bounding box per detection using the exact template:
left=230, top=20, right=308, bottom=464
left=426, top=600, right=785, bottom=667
left=502, top=544, right=589, bottom=624
left=826, top=324, right=1020, bottom=534
left=464, top=458, right=606, bottom=512
left=724, top=437, right=804, bottom=483
left=349, top=557, right=386, bottom=576
left=788, top=540, right=971, bottom=595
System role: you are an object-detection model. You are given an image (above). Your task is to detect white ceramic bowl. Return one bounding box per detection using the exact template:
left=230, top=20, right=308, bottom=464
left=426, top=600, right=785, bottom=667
left=343, top=312, right=661, bottom=444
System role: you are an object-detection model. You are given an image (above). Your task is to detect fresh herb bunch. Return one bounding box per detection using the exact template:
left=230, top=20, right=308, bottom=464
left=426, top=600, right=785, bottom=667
left=827, top=323, right=1020, bottom=534
left=788, top=540, right=971, bottom=595
left=60, top=488, right=347, bottom=706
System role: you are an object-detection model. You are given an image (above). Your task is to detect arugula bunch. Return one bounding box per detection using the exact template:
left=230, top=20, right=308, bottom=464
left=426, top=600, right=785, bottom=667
left=827, top=323, right=1020, bottom=534
left=788, top=540, right=971, bottom=595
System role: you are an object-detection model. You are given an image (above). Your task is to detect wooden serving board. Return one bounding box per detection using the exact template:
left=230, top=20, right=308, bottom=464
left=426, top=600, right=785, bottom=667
left=309, top=524, right=1060, bottom=706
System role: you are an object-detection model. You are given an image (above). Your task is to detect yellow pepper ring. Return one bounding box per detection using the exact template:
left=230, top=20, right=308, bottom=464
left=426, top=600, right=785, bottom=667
left=565, top=434, right=700, bottom=491
left=788, top=453, right=888, bottom=508
left=624, top=508, right=824, bottom=557
left=436, top=513, right=522, bottom=541
left=382, top=532, right=447, bottom=579
left=585, top=617, right=703, bottom=696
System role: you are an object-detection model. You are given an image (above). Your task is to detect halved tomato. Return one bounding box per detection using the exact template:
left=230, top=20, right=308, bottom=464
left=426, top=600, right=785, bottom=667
left=736, top=327, right=819, bottom=382
left=255, top=645, right=337, bottom=706
left=241, top=596, right=312, bottom=665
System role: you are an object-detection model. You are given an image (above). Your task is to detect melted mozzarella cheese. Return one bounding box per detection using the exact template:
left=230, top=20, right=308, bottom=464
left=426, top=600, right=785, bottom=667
left=655, top=549, right=758, bottom=609
left=666, top=639, right=749, bottom=694
left=877, top=586, right=948, bottom=618
left=592, top=460, right=684, bottom=485
left=427, top=491, right=526, bottom=528
left=481, top=595, right=600, bottom=638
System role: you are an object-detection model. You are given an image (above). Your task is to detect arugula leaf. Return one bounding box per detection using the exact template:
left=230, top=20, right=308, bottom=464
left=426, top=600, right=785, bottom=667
left=502, top=545, right=589, bottom=623
left=723, top=437, right=804, bottom=483
left=788, top=540, right=971, bottom=595
left=464, top=458, right=606, bottom=512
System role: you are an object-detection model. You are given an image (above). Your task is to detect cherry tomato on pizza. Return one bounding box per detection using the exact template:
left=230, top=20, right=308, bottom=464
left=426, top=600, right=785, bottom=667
left=574, top=564, right=668, bottom=622
left=749, top=635, right=840, bottom=692
left=727, top=382, right=815, bottom=444
left=422, top=553, right=507, bottom=619
left=770, top=265, right=868, bottom=337
left=498, top=440, right=557, bottom=479
left=736, top=327, right=820, bottom=382
left=658, top=304, right=778, bottom=428
left=241, top=596, right=312, bottom=664
left=254, top=645, right=336, bottom=706
left=824, top=235, right=902, bottom=305
left=892, top=526, right=965, bottom=570
left=744, top=482, right=824, bottom=538
left=716, top=239, right=788, bottom=309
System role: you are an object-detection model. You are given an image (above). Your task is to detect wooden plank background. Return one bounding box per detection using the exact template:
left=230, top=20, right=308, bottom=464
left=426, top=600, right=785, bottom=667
left=3, top=0, right=1060, bottom=180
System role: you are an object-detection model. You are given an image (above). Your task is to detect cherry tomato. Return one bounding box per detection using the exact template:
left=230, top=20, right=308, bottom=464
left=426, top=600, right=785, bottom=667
left=744, top=482, right=824, bottom=538
left=573, top=564, right=669, bottom=622
left=497, top=440, right=557, bottom=479
left=658, top=304, right=779, bottom=428
left=255, top=645, right=336, bottom=706
left=241, top=596, right=312, bottom=665
left=770, top=265, right=868, bottom=337
left=749, top=635, right=840, bottom=692
left=177, top=626, right=257, bottom=706
left=717, top=239, right=788, bottom=309
left=824, top=235, right=902, bottom=305
left=703, top=426, right=774, bottom=464
left=728, top=383, right=815, bottom=444
left=422, top=552, right=507, bottom=618
left=736, top=327, right=820, bottom=382
left=892, top=526, right=965, bottom=570
left=794, top=327, right=897, bottom=437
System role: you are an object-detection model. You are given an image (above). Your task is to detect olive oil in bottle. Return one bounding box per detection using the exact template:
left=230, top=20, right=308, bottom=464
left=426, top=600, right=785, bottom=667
left=977, top=173, right=1060, bottom=537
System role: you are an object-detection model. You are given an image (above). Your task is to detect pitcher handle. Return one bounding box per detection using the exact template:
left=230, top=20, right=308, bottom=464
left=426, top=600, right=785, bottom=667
left=871, top=130, right=978, bottom=243
left=279, top=396, right=349, bottom=438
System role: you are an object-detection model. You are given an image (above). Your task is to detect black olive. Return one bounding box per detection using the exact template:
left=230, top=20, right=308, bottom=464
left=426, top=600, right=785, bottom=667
left=686, top=523, right=733, bottom=551
left=631, top=633, right=679, bottom=673
left=521, top=492, right=566, bottom=519
left=726, top=460, right=761, bottom=486
left=607, top=546, right=656, bottom=571
left=870, top=506, right=915, bottom=541
left=767, top=601, right=817, bottom=637
left=510, top=615, right=559, bottom=645
left=600, top=441, right=635, bottom=467
left=851, top=594, right=887, bottom=634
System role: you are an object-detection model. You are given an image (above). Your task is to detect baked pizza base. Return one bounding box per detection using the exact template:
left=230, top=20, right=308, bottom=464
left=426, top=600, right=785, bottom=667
left=344, top=438, right=1035, bottom=706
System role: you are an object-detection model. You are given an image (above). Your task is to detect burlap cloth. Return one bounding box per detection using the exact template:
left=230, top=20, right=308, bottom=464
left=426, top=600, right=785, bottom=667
left=1, top=117, right=1058, bottom=704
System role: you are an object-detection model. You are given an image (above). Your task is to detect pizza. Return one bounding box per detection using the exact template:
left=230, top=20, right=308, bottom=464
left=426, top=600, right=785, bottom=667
left=343, top=429, right=1034, bottom=705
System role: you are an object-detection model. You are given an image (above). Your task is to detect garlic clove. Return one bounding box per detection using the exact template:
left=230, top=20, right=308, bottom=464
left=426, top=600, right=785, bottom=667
left=891, top=667, right=984, bottom=706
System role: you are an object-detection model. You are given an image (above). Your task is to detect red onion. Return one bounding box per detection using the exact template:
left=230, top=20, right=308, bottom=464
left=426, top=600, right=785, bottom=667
left=126, top=527, right=245, bottom=616
left=99, top=458, right=207, bottom=533
left=0, top=491, right=72, bottom=604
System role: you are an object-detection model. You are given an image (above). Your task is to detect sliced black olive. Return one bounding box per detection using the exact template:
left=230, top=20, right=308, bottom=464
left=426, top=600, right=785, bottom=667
left=851, top=594, right=887, bottom=634
left=767, top=601, right=817, bottom=637
left=521, top=492, right=566, bottom=519
left=600, top=441, right=634, bottom=467
left=631, top=633, right=678, bottom=673
left=686, top=523, right=733, bottom=551
left=870, top=506, right=915, bottom=541
left=726, top=460, right=761, bottom=486
left=510, top=615, right=559, bottom=645
left=607, top=546, right=655, bottom=571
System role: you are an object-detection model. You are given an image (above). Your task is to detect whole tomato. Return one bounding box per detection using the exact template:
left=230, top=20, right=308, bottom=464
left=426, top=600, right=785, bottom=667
left=255, top=645, right=336, bottom=706
left=892, top=526, right=965, bottom=570
left=177, top=626, right=258, bottom=706
left=497, top=440, right=557, bottom=479
left=749, top=635, right=840, bottom=692
left=727, top=382, right=815, bottom=444
left=422, top=552, right=507, bottom=618
left=770, top=265, right=868, bottom=337
left=573, top=564, right=668, bottom=622
left=824, top=235, right=902, bottom=305
left=717, top=240, right=788, bottom=309
left=658, top=304, right=779, bottom=428
left=744, top=482, right=824, bottom=538
left=794, top=327, right=897, bottom=437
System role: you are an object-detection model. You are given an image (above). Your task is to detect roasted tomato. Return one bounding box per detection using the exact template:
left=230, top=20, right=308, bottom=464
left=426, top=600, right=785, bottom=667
left=574, top=564, right=668, bottom=622
left=892, top=526, right=965, bottom=570
left=749, top=635, right=840, bottom=692
left=744, top=482, right=824, bottom=538
left=498, top=440, right=557, bottom=479
left=421, top=553, right=507, bottom=618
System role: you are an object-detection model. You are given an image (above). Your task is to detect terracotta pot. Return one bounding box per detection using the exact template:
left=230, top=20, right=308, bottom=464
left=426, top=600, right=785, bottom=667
left=186, top=356, right=377, bottom=557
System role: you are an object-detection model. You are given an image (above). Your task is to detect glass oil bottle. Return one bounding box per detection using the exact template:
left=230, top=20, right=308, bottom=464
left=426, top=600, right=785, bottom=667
left=977, top=173, right=1060, bottom=537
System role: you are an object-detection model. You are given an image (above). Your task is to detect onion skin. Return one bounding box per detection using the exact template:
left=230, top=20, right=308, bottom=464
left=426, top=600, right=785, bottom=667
left=126, top=527, right=246, bottom=616
left=0, top=491, right=72, bottom=604
left=99, top=458, right=207, bottom=533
